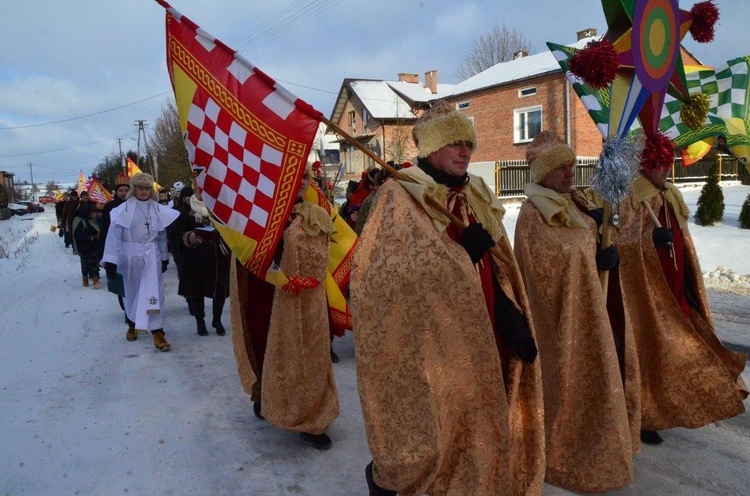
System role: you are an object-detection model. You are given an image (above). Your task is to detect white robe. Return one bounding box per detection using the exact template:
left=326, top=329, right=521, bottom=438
left=102, top=197, right=179, bottom=331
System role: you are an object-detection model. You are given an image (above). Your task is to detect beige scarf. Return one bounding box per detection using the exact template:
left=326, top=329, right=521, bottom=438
left=190, top=195, right=210, bottom=224
left=523, top=182, right=589, bottom=229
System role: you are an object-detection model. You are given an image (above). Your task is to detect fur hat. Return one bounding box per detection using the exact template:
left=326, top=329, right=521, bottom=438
left=126, top=173, right=158, bottom=201
left=526, top=131, right=576, bottom=184
left=173, top=181, right=184, bottom=192
left=412, top=100, right=477, bottom=158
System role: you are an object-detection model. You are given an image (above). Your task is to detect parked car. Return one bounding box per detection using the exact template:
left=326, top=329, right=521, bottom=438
left=14, top=201, right=43, bottom=213
left=7, top=203, right=32, bottom=216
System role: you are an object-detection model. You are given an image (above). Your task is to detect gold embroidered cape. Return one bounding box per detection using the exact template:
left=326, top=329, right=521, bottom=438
left=515, top=185, right=639, bottom=492
left=606, top=175, right=747, bottom=430
left=231, top=201, right=339, bottom=434
left=351, top=168, right=544, bottom=496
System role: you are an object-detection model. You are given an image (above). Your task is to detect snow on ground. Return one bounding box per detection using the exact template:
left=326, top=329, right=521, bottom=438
left=1, top=184, right=749, bottom=495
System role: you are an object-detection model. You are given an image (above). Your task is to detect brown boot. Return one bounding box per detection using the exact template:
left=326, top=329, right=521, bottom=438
left=126, top=327, right=137, bottom=341
left=152, top=330, right=171, bottom=352
left=82, top=276, right=89, bottom=287
left=92, top=277, right=102, bottom=289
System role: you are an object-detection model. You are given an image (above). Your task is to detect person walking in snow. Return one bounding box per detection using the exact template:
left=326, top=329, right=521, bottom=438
left=102, top=173, right=179, bottom=352
left=231, top=164, right=339, bottom=451
left=599, top=157, right=748, bottom=445
left=170, top=187, right=230, bottom=336
left=72, top=196, right=103, bottom=289
left=351, top=100, right=544, bottom=496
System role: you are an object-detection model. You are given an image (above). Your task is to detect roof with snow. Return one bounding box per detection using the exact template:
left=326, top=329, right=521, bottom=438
left=349, top=80, right=416, bottom=119
left=328, top=77, right=457, bottom=126
left=445, top=37, right=597, bottom=98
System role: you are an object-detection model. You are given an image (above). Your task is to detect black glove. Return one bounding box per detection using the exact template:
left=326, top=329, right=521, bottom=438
left=460, top=223, right=495, bottom=264
left=652, top=227, right=673, bottom=247
left=684, top=281, right=701, bottom=310
left=161, top=260, right=169, bottom=273
left=585, top=208, right=604, bottom=227
left=596, top=245, right=619, bottom=271
left=104, top=262, right=117, bottom=280
left=494, top=287, right=538, bottom=364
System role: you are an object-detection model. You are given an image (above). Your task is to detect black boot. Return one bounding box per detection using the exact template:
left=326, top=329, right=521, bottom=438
left=186, top=297, right=195, bottom=316
left=212, top=296, right=226, bottom=335
left=192, top=298, right=208, bottom=336
left=300, top=432, right=332, bottom=450
left=366, top=461, right=397, bottom=496
left=253, top=401, right=265, bottom=420
left=196, top=319, right=208, bottom=336
left=640, top=430, right=664, bottom=445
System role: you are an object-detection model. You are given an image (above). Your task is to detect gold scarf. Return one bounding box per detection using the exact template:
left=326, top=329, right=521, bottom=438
left=523, top=183, right=590, bottom=229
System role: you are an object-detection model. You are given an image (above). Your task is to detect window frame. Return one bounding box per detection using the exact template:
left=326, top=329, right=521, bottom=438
left=513, top=105, right=542, bottom=144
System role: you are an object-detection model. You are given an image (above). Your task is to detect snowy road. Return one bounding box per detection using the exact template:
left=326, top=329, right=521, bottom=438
left=1, top=209, right=749, bottom=495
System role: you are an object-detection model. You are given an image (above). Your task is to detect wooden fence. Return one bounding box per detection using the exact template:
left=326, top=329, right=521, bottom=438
left=470, top=154, right=749, bottom=198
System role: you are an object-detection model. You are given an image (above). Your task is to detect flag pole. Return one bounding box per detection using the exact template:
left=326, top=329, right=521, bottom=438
left=320, top=115, right=513, bottom=266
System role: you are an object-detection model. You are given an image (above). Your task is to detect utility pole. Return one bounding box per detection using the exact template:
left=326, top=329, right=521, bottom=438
left=134, top=120, right=149, bottom=176
left=117, top=138, right=125, bottom=175
left=28, top=162, right=35, bottom=202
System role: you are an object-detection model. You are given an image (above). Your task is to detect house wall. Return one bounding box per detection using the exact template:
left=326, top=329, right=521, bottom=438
left=447, top=72, right=604, bottom=163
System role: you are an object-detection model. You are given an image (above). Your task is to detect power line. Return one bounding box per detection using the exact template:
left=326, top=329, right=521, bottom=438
left=0, top=129, right=136, bottom=159
left=0, top=91, right=171, bottom=131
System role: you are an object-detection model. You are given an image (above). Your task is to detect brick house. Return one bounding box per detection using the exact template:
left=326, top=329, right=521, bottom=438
left=328, top=29, right=706, bottom=192
left=327, top=72, right=456, bottom=178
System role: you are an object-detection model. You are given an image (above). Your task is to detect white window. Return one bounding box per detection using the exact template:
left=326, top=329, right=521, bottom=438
left=514, top=106, right=542, bottom=143
left=518, top=86, right=537, bottom=98
left=362, top=109, right=370, bottom=128
left=456, top=101, right=470, bottom=110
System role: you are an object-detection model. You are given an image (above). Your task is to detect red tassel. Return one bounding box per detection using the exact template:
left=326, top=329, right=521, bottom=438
left=690, top=1, right=720, bottom=43
left=568, top=39, right=619, bottom=90
left=641, top=133, right=676, bottom=171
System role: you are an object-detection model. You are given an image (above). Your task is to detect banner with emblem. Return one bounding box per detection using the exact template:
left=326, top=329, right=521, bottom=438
left=86, top=177, right=113, bottom=205
left=157, top=0, right=323, bottom=289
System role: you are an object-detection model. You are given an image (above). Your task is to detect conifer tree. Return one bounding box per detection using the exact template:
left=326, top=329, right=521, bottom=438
left=694, top=163, right=724, bottom=226
left=739, top=191, right=750, bottom=229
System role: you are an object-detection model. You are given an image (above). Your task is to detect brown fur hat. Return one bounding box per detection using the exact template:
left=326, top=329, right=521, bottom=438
left=126, top=173, right=158, bottom=201
left=412, top=100, right=477, bottom=158
left=526, top=131, right=576, bottom=183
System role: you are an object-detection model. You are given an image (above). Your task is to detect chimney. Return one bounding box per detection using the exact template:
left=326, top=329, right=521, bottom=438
left=424, top=70, right=438, bottom=94
left=577, top=28, right=597, bottom=40
left=513, top=50, right=528, bottom=60
left=398, top=72, right=419, bottom=84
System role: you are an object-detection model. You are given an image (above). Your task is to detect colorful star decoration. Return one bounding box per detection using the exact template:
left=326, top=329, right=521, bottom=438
left=569, top=0, right=720, bottom=169
left=604, top=0, right=694, bottom=139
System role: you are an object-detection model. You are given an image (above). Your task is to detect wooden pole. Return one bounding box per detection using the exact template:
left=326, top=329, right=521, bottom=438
left=598, top=202, right=612, bottom=297
left=320, top=115, right=512, bottom=265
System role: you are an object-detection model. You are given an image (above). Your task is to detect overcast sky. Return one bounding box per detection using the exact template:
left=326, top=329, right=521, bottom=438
left=1, top=0, right=747, bottom=186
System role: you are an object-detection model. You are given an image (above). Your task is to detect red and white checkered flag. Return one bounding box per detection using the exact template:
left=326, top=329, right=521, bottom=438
left=158, top=0, right=322, bottom=284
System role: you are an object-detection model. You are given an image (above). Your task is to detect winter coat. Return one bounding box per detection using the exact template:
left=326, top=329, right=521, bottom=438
left=172, top=201, right=230, bottom=299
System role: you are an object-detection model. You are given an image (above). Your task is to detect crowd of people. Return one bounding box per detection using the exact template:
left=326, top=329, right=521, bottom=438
left=55, top=100, right=747, bottom=494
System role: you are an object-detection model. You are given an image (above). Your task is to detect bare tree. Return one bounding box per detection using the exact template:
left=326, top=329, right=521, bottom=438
left=150, top=99, right=192, bottom=189
left=456, top=23, right=534, bottom=80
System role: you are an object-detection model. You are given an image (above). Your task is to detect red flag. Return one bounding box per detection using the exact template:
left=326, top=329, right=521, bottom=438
left=157, top=0, right=322, bottom=283
left=87, top=177, right=113, bottom=204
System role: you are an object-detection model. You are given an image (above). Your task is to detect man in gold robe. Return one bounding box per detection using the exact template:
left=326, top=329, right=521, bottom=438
left=514, top=131, right=639, bottom=492
left=231, top=166, right=339, bottom=450
left=607, top=159, right=747, bottom=445
left=352, top=101, right=545, bottom=496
